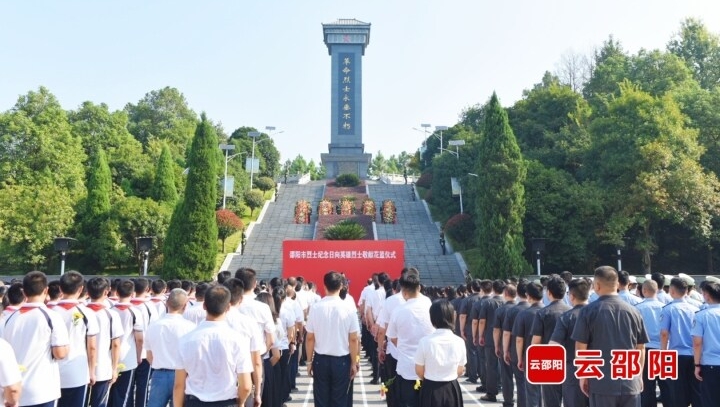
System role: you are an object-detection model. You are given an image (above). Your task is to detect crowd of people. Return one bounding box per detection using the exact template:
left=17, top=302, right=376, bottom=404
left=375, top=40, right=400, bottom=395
left=0, top=265, right=718, bottom=407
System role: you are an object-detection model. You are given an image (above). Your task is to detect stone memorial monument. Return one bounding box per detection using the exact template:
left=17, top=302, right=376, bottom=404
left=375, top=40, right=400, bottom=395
left=320, top=18, right=372, bottom=179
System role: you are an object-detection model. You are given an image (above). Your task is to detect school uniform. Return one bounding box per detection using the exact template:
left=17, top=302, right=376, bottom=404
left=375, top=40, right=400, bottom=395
left=51, top=300, right=101, bottom=407
left=130, top=297, right=159, bottom=407
left=85, top=302, right=124, bottom=407
left=571, top=295, right=648, bottom=407
left=276, top=302, right=295, bottom=407
left=414, top=328, right=466, bottom=407
left=376, top=292, right=405, bottom=407
left=144, top=313, right=195, bottom=407
left=109, top=302, right=144, bottom=407
left=0, top=338, right=22, bottom=407
left=306, top=295, right=360, bottom=407
left=387, top=295, right=434, bottom=407
left=2, top=303, right=69, bottom=407
left=178, top=320, right=254, bottom=406
left=183, top=301, right=206, bottom=325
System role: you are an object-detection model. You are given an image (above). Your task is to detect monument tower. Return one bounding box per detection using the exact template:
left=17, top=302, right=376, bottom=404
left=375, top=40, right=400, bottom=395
left=320, top=19, right=372, bottom=179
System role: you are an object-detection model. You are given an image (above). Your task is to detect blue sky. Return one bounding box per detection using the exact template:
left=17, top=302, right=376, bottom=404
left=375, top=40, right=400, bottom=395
left=2, top=1, right=719, bottom=165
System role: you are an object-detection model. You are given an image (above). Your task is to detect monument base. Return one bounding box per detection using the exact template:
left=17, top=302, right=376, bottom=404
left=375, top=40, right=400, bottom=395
left=321, top=152, right=372, bottom=179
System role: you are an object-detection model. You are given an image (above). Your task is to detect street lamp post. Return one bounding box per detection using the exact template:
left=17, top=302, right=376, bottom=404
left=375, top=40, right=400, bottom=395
left=248, top=131, right=261, bottom=190
left=447, top=139, right=466, bottom=158
left=531, top=238, right=547, bottom=276
left=136, top=236, right=154, bottom=276
left=435, top=125, right=448, bottom=155
left=53, top=237, right=76, bottom=276
left=219, top=144, right=236, bottom=209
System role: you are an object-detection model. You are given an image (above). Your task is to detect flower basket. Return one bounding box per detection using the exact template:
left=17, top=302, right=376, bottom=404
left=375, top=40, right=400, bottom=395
left=361, top=199, right=376, bottom=218
left=381, top=199, right=397, bottom=224
left=294, top=200, right=311, bottom=224
left=317, top=199, right=334, bottom=216
left=339, top=198, right=356, bottom=215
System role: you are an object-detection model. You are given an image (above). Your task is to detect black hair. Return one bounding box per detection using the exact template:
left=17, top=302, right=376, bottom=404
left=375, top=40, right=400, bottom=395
left=6, top=283, right=24, bottom=306
left=23, top=271, right=48, bottom=297
left=324, top=271, right=344, bottom=292
left=222, top=278, right=245, bottom=305
left=617, top=270, right=631, bottom=286
left=492, top=279, right=506, bottom=295
left=151, top=279, right=167, bottom=295
left=504, top=284, right=517, bottom=298
left=670, top=277, right=688, bottom=295
left=205, top=285, right=231, bottom=317
left=235, top=268, right=257, bottom=291
left=568, top=278, right=590, bottom=301
left=516, top=280, right=528, bottom=298
left=702, top=282, right=720, bottom=303
left=256, top=292, right=277, bottom=322
left=59, top=270, right=85, bottom=295
left=559, top=271, right=573, bottom=284
left=526, top=282, right=543, bottom=301
left=480, top=279, right=493, bottom=293
left=87, top=277, right=110, bottom=300
left=195, top=283, right=210, bottom=300
left=167, top=279, right=182, bottom=290
left=181, top=280, right=195, bottom=293
left=217, top=271, right=232, bottom=284
left=47, top=280, right=62, bottom=300
left=546, top=276, right=567, bottom=300
left=116, top=279, right=135, bottom=299
left=399, top=269, right=421, bottom=291
left=429, top=299, right=455, bottom=330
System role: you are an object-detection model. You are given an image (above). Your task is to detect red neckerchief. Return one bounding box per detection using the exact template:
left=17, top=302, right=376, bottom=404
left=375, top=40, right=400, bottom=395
left=129, top=298, right=145, bottom=306
left=149, top=298, right=163, bottom=303
left=86, top=303, right=106, bottom=312
left=55, top=302, right=78, bottom=311
left=114, top=303, right=132, bottom=311
left=19, top=305, right=41, bottom=314
left=4, top=306, right=18, bottom=312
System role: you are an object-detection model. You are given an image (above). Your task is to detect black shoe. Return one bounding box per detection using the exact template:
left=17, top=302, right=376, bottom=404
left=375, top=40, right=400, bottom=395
left=291, top=387, right=298, bottom=392
left=480, top=395, right=497, bottom=402
left=476, top=385, right=487, bottom=392
left=465, top=378, right=478, bottom=384
left=285, top=396, right=292, bottom=402
left=369, top=379, right=379, bottom=385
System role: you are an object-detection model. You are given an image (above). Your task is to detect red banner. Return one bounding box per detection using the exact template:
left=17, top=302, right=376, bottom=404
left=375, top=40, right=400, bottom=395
left=282, top=240, right=405, bottom=302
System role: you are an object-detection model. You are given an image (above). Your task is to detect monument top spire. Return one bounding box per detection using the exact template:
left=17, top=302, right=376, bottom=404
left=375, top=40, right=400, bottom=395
left=322, top=18, right=371, bottom=55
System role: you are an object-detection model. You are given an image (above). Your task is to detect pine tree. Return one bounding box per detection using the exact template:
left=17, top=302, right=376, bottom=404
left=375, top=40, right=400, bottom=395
left=162, top=114, right=219, bottom=280
left=474, top=93, right=530, bottom=278
left=151, top=143, right=178, bottom=203
left=86, top=148, right=112, bottom=219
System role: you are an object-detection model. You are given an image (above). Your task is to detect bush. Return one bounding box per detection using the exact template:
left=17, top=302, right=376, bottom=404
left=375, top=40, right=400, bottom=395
left=415, top=171, right=433, bottom=188
left=444, top=213, right=476, bottom=250
left=324, top=220, right=366, bottom=240
left=335, top=173, right=360, bottom=187
left=216, top=209, right=244, bottom=252
left=254, top=176, right=275, bottom=192
left=244, top=189, right=265, bottom=216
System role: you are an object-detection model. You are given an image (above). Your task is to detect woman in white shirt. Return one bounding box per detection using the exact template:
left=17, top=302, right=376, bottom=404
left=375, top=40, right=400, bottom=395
left=272, top=286, right=296, bottom=407
left=256, top=292, right=281, bottom=407
left=414, top=299, right=466, bottom=407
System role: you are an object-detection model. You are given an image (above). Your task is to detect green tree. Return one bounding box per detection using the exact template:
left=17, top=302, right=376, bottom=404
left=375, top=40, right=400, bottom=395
left=369, top=151, right=388, bottom=176
left=473, top=93, right=529, bottom=278
left=163, top=115, right=219, bottom=280
left=85, top=149, right=112, bottom=219
left=68, top=101, right=149, bottom=191
left=125, top=87, right=198, bottom=165
left=244, top=190, right=265, bottom=216
left=586, top=82, right=720, bottom=272
left=289, top=155, right=308, bottom=175
left=0, top=87, right=87, bottom=200
left=0, top=184, right=76, bottom=270
left=254, top=176, right=275, bottom=192
left=151, top=144, right=178, bottom=203
left=667, top=18, right=720, bottom=90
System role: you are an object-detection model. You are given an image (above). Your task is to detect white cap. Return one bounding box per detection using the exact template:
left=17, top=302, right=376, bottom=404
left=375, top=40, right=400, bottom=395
left=628, top=276, right=637, bottom=284
left=645, top=274, right=652, bottom=280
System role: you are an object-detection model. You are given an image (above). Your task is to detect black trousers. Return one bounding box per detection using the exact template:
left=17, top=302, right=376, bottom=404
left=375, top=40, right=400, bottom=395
left=312, top=354, right=351, bottom=407
left=512, top=362, right=527, bottom=407
left=700, top=365, right=720, bottom=407
left=562, top=376, right=588, bottom=407
left=500, top=359, right=514, bottom=407
left=588, top=393, right=639, bottom=407
left=384, top=353, right=399, bottom=407
left=184, top=395, right=237, bottom=407
left=665, top=355, right=701, bottom=407
left=484, top=344, right=500, bottom=395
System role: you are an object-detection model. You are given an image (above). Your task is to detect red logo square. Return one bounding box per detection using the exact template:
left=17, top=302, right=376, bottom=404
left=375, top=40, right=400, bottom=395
left=526, top=344, right=566, bottom=385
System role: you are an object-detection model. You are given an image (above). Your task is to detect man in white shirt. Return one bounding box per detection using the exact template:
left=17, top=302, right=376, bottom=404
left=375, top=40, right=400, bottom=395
left=85, top=277, right=124, bottom=407
left=109, top=279, right=144, bottom=407
left=364, top=273, right=389, bottom=385
left=223, top=279, right=266, bottom=407
left=235, top=268, right=275, bottom=404
left=52, top=271, right=100, bottom=407
left=2, top=271, right=69, bottom=407
left=130, top=278, right=158, bottom=407
left=183, top=283, right=209, bottom=325
left=306, top=271, right=360, bottom=407
left=386, top=268, right=434, bottom=407
left=149, top=279, right=167, bottom=315
left=0, top=337, right=22, bottom=407
left=174, top=285, right=253, bottom=407
left=284, top=278, right=305, bottom=391
left=145, top=289, right=195, bottom=407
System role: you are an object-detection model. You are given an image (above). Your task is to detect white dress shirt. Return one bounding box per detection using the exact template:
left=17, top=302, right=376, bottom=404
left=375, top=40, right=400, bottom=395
left=226, top=307, right=266, bottom=355
left=414, top=328, right=466, bottom=381
left=85, top=302, right=124, bottom=382
left=178, top=320, right=254, bottom=402
left=51, top=300, right=100, bottom=388
left=144, top=313, right=195, bottom=369
left=183, top=301, right=206, bottom=325
left=386, top=295, right=434, bottom=380
left=306, top=295, right=360, bottom=356
left=376, top=292, right=406, bottom=357
left=0, top=338, right=22, bottom=407
left=238, top=293, right=276, bottom=340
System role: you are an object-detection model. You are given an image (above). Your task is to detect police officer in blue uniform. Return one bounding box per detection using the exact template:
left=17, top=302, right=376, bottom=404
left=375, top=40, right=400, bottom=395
left=635, top=280, right=667, bottom=407
left=692, top=280, right=720, bottom=406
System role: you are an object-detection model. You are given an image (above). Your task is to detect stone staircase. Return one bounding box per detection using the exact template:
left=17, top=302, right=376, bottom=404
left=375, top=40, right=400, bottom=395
left=225, top=182, right=325, bottom=281
left=369, top=184, right=465, bottom=287
left=224, top=181, right=465, bottom=287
